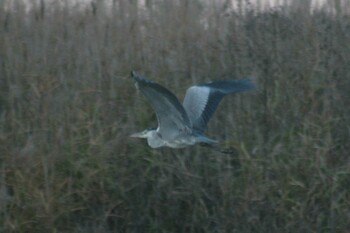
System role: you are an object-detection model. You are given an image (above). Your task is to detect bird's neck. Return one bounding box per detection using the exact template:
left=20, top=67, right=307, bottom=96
left=147, top=130, right=165, bottom=148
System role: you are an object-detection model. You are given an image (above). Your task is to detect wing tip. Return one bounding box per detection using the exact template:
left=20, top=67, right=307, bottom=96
left=130, top=70, right=152, bottom=85
left=197, top=79, right=257, bottom=93
left=131, top=70, right=141, bottom=82
left=131, top=70, right=137, bottom=78
left=239, top=79, right=257, bottom=91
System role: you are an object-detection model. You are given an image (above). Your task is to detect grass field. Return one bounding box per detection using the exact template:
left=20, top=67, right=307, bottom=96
left=1, top=0, right=350, bottom=232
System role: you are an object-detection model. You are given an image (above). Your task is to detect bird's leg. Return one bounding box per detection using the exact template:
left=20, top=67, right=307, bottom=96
left=199, top=142, right=239, bottom=156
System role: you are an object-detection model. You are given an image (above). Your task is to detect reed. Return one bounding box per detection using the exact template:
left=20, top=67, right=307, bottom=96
left=0, top=0, right=349, bottom=232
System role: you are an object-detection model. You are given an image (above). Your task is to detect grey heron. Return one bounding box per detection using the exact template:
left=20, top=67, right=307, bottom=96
left=130, top=71, right=256, bottom=149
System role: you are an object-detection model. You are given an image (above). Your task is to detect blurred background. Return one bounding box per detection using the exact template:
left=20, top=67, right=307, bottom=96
left=0, top=0, right=349, bottom=232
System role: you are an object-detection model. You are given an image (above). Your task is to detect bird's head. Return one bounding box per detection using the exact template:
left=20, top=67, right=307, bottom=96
left=130, top=128, right=156, bottom=139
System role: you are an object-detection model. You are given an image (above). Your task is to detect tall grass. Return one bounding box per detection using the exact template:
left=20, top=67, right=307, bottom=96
left=0, top=0, right=349, bottom=232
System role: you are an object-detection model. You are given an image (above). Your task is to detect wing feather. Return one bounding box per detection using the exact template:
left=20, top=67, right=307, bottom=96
left=132, top=72, right=192, bottom=140
left=183, top=79, right=256, bottom=133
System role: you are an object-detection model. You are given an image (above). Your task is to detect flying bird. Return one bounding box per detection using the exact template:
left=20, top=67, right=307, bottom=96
left=130, top=71, right=255, bottom=149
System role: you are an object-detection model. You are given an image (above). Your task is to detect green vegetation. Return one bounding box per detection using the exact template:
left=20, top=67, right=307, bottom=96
left=1, top=1, right=349, bottom=232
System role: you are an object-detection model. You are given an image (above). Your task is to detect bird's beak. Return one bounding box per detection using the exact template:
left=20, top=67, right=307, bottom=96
left=130, top=131, right=146, bottom=138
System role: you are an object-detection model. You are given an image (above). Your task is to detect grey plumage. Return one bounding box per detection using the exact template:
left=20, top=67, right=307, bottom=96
left=183, top=79, right=256, bottom=134
left=130, top=71, right=256, bottom=149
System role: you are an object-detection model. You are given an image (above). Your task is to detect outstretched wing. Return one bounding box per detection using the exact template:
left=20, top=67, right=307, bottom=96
left=183, top=79, right=256, bottom=133
left=132, top=71, right=192, bottom=140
